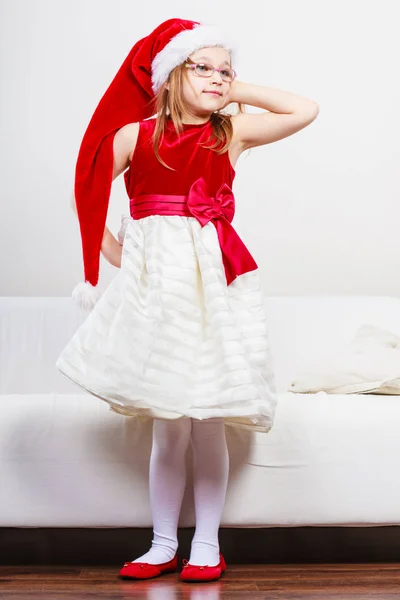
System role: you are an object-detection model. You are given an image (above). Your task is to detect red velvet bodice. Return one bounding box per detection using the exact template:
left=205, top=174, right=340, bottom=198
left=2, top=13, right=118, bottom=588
left=124, top=117, right=235, bottom=198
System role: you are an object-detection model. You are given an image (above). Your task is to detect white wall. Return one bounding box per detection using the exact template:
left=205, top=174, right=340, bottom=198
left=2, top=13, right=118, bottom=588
left=1, top=0, right=399, bottom=296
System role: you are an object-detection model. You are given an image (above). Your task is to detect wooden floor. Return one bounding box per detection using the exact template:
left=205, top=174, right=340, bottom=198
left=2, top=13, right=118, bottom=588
left=0, top=563, right=399, bottom=599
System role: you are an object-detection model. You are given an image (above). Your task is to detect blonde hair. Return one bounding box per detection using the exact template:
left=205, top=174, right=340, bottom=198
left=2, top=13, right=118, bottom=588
left=150, top=59, right=245, bottom=170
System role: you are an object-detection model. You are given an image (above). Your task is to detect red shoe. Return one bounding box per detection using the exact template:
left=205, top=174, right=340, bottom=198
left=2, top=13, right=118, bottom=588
left=180, top=553, right=226, bottom=582
left=119, top=553, right=178, bottom=579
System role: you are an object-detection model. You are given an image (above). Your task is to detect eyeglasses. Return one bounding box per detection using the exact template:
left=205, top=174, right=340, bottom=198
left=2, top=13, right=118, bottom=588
left=184, top=60, right=237, bottom=83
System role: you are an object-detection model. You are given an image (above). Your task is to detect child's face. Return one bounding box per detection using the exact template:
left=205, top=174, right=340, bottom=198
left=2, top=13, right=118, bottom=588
left=180, top=46, right=233, bottom=117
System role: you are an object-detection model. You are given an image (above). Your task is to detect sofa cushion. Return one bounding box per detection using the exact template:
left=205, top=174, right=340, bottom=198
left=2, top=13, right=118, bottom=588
left=289, top=324, right=400, bottom=394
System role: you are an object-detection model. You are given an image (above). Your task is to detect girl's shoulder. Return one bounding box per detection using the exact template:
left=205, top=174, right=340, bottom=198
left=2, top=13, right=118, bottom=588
left=117, top=118, right=156, bottom=139
left=113, top=122, right=140, bottom=168
left=117, top=118, right=159, bottom=168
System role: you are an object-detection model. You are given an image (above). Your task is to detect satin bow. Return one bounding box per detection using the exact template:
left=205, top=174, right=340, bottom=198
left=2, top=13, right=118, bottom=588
left=187, top=177, right=258, bottom=285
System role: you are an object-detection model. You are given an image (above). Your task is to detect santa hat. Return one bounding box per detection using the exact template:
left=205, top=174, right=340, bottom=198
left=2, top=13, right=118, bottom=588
left=71, top=17, right=234, bottom=311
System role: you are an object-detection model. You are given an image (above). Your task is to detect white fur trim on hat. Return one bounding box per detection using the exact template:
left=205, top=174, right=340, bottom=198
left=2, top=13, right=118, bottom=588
left=151, top=24, right=234, bottom=93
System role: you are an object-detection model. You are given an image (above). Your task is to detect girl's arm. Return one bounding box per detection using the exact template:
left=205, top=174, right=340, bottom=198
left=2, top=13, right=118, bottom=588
left=101, top=123, right=139, bottom=267
left=71, top=123, right=139, bottom=269
left=229, top=80, right=319, bottom=151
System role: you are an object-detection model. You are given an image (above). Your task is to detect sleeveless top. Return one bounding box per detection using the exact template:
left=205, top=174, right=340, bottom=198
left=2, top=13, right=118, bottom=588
left=123, top=117, right=258, bottom=286
left=123, top=117, right=235, bottom=198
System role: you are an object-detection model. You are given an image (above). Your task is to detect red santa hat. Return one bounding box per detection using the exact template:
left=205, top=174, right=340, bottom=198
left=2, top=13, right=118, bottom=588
left=71, top=17, right=234, bottom=311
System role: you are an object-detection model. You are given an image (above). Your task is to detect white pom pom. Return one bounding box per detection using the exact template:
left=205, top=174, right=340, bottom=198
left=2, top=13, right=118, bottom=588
left=72, top=281, right=101, bottom=312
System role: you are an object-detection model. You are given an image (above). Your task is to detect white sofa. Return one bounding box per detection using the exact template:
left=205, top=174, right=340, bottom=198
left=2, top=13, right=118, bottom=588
left=1, top=295, right=400, bottom=529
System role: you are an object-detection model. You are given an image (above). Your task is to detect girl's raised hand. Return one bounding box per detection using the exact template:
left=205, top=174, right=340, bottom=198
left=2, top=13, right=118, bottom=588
left=222, top=79, right=240, bottom=110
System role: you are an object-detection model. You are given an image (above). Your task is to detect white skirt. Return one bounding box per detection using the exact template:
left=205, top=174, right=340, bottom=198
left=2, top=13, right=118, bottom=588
left=56, top=214, right=278, bottom=432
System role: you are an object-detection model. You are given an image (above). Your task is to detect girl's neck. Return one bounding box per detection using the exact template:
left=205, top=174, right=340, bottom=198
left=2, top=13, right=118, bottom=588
left=167, top=114, right=211, bottom=126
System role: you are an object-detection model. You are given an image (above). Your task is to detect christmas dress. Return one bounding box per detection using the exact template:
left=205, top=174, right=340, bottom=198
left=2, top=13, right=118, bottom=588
left=56, top=117, right=278, bottom=432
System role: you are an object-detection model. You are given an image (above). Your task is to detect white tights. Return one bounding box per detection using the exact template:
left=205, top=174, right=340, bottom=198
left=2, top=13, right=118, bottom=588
left=132, top=416, right=229, bottom=567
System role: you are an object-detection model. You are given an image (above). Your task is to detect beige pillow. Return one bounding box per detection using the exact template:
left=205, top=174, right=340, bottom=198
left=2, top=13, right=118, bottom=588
left=288, top=325, right=400, bottom=395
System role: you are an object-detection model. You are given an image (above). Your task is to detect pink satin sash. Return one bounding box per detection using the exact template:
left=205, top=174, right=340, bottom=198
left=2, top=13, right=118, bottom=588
left=129, top=176, right=258, bottom=285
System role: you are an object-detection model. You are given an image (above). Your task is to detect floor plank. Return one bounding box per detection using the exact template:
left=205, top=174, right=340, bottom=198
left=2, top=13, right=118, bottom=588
left=0, top=563, right=399, bottom=598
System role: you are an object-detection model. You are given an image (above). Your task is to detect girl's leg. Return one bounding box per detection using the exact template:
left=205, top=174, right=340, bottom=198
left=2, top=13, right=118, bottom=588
left=132, top=416, right=192, bottom=564
left=189, top=417, right=230, bottom=567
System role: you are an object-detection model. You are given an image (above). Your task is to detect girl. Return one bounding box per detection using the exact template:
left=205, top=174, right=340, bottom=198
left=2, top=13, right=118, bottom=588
left=56, top=18, right=318, bottom=582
